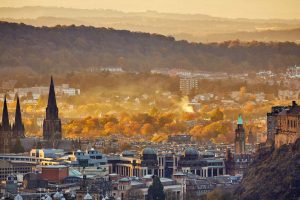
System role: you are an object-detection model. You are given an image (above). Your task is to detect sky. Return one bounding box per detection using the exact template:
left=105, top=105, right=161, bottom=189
left=0, top=0, right=300, bottom=19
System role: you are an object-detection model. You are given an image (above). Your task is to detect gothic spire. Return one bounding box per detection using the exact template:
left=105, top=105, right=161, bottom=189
left=48, top=76, right=57, bottom=107
left=14, top=95, right=23, bottom=130
left=46, top=76, right=58, bottom=119
left=1, top=95, right=10, bottom=131
left=43, top=76, right=62, bottom=140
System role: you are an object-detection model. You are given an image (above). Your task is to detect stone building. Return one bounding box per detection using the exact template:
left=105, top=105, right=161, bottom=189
left=0, top=96, right=11, bottom=153
left=0, top=95, right=25, bottom=153
left=267, top=101, right=300, bottom=148
left=225, top=148, right=253, bottom=176
left=266, top=105, right=287, bottom=145
left=108, top=147, right=225, bottom=179
left=275, top=101, right=300, bottom=147
left=247, top=128, right=256, bottom=145
left=0, top=160, right=34, bottom=181
left=43, top=77, right=62, bottom=141
left=108, top=148, right=159, bottom=178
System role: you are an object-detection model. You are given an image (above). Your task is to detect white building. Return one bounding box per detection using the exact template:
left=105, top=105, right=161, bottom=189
left=180, top=75, right=198, bottom=95
left=286, top=65, right=300, bottom=78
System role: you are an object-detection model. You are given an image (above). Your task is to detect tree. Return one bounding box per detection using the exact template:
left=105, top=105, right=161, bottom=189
left=209, top=108, right=224, bottom=122
left=141, top=123, right=155, bottom=136
left=120, top=143, right=132, bottom=152
left=189, top=125, right=203, bottom=139
left=148, top=175, right=165, bottom=200
left=11, top=137, right=25, bottom=153
left=239, top=86, right=247, bottom=102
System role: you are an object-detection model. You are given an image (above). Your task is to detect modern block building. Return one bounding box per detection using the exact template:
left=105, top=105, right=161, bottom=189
left=0, top=160, right=34, bottom=181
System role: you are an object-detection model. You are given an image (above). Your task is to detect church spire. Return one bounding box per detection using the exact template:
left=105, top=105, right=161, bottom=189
left=15, top=96, right=22, bottom=126
left=46, top=76, right=58, bottom=119
left=12, top=95, right=25, bottom=137
left=48, top=76, right=57, bottom=108
left=1, top=95, right=10, bottom=131
left=43, top=76, right=62, bottom=141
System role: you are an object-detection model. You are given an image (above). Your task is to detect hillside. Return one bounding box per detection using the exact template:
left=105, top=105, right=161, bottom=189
left=234, top=139, right=300, bottom=200
left=203, top=28, right=300, bottom=43
left=1, top=22, right=300, bottom=74
left=1, top=7, right=300, bottom=43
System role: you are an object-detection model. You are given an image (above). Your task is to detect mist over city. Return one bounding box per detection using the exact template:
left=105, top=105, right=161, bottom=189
left=0, top=1, right=300, bottom=200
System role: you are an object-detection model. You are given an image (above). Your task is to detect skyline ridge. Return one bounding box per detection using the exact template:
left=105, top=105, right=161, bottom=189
left=0, top=0, right=300, bottom=19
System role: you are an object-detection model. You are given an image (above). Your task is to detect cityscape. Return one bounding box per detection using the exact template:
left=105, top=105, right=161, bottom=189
left=0, top=1, right=300, bottom=200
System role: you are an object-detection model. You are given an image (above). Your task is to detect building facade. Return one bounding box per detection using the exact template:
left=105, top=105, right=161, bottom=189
left=267, top=101, right=300, bottom=148
left=274, top=101, right=300, bottom=147
left=179, top=75, right=198, bottom=95
left=267, top=105, right=287, bottom=144
left=0, top=160, right=34, bottom=181
left=108, top=147, right=225, bottom=179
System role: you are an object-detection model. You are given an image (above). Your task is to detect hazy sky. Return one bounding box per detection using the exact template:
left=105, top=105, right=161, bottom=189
left=1, top=0, right=300, bottom=19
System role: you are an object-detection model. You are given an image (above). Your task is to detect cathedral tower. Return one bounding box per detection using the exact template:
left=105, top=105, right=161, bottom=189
left=43, top=77, right=62, bottom=140
left=12, top=96, right=25, bottom=138
left=0, top=96, right=12, bottom=153
left=235, top=114, right=245, bottom=154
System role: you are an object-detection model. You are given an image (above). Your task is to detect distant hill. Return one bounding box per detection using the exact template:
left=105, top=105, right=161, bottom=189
left=1, top=6, right=300, bottom=43
left=203, top=28, right=300, bottom=43
left=234, top=140, right=300, bottom=200
left=1, top=22, right=300, bottom=74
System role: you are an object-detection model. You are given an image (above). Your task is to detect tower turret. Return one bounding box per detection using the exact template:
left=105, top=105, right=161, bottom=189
left=235, top=114, right=245, bottom=154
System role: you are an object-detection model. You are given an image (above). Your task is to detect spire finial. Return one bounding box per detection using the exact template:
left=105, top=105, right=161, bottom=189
left=51, top=75, right=54, bottom=86
left=237, top=114, right=243, bottom=125
left=47, top=76, right=57, bottom=109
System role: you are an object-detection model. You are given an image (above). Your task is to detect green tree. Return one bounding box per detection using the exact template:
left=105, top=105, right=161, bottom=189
left=11, top=137, right=25, bottom=153
left=148, top=175, right=165, bottom=200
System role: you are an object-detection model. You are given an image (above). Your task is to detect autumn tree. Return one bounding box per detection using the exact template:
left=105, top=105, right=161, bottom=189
left=239, top=86, right=247, bottom=102
left=209, top=108, right=224, bottom=122
left=190, top=125, right=203, bottom=139
left=141, top=123, right=155, bottom=136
